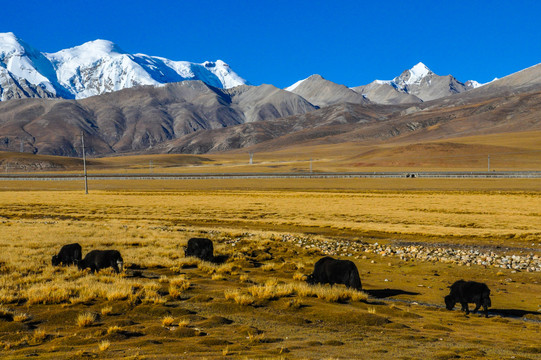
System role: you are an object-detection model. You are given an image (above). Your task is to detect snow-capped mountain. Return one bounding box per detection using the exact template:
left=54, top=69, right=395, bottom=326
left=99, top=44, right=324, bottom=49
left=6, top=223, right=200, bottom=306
left=0, top=32, right=247, bottom=101
left=352, top=62, right=481, bottom=103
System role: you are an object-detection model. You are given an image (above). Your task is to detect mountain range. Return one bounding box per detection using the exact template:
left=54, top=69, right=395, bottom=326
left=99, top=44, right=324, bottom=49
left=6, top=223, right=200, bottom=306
left=0, top=32, right=246, bottom=101
left=0, top=32, right=540, bottom=159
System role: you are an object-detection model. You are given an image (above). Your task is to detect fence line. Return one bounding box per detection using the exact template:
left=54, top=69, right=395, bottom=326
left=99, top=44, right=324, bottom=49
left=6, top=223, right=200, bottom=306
left=1, top=171, right=540, bottom=181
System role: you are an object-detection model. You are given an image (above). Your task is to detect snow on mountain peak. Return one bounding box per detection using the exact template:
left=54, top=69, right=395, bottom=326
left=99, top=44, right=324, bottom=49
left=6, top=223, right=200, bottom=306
left=397, top=62, right=433, bottom=86
left=47, top=39, right=126, bottom=64
left=0, top=32, right=59, bottom=96
left=0, top=32, right=24, bottom=55
left=0, top=33, right=248, bottom=100
left=409, top=62, right=431, bottom=79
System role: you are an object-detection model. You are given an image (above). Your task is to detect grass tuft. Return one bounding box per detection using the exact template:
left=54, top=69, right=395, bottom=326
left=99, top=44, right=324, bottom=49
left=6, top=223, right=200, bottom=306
left=169, top=276, right=191, bottom=299
left=99, top=340, right=111, bottom=352
left=77, top=312, right=97, bottom=327
left=162, top=316, right=175, bottom=327
left=107, top=325, right=123, bottom=334
left=101, top=306, right=113, bottom=316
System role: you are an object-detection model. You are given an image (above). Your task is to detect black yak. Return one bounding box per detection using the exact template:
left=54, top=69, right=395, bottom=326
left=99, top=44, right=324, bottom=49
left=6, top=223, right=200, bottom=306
left=444, top=280, right=491, bottom=317
left=306, top=256, right=362, bottom=290
left=52, top=243, right=82, bottom=266
left=78, top=250, right=124, bottom=273
left=184, top=237, right=214, bottom=262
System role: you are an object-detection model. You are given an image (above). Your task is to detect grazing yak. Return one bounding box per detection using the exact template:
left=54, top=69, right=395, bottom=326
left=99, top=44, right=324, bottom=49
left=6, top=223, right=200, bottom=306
left=306, top=256, right=362, bottom=290
left=444, top=280, right=491, bottom=317
left=52, top=243, right=82, bottom=266
left=78, top=250, right=124, bottom=273
left=184, top=237, right=214, bottom=262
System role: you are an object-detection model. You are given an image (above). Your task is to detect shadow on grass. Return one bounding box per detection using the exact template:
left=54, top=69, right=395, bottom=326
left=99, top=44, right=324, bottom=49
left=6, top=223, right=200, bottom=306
left=365, top=288, right=420, bottom=299
left=490, top=308, right=541, bottom=318
left=211, top=254, right=230, bottom=264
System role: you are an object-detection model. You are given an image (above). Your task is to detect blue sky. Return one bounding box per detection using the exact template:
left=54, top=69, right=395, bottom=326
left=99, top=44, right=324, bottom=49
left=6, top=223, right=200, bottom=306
left=3, top=0, right=541, bottom=88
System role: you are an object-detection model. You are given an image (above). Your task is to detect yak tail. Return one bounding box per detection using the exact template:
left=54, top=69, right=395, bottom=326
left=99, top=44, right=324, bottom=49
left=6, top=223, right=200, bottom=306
left=349, top=268, right=362, bottom=291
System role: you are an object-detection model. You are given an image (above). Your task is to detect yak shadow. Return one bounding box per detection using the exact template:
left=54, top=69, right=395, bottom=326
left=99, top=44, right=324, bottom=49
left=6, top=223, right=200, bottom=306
left=211, top=254, right=230, bottom=265
left=490, top=308, right=541, bottom=318
left=365, top=288, right=420, bottom=299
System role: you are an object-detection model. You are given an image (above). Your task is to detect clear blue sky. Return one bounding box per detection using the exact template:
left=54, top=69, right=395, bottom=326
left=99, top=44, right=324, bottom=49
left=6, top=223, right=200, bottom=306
left=3, top=0, right=540, bottom=88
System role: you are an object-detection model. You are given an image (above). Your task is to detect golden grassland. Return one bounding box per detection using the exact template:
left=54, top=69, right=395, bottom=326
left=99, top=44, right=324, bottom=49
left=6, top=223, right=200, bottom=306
left=1, top=130, right=540, bottom=174
left=0, top=182, right=539, bottom=359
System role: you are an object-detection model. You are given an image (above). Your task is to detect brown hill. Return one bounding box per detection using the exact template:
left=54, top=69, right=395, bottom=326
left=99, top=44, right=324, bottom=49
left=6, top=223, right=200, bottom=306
left=156, top=87, right=541, bottom=155
left=286, top=74, right=370, bottom=107
left=0, top=81, right=316, bottom=156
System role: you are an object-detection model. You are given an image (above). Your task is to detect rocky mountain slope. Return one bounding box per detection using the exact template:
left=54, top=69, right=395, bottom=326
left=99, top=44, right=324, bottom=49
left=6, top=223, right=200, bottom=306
left=0, top=32, right=246, bottom=101
left=352, top=62, right=480, bottom=104
left=286, top=63, right=483, bottom=105
left=0, top=81, right=316, bottom=156
left=154, top=87, right=541, bottom=154
left=285, top=74, right=370, bottom=107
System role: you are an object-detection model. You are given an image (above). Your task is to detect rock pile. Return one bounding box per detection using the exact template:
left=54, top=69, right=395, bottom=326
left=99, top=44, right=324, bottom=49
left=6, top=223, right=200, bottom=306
left=281, top=234, right=541, bottom=272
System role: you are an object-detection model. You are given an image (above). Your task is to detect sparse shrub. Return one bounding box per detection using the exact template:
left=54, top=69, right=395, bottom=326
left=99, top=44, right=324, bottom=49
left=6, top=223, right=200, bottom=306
left=239, top=274, right=250, bottom=283
left=197, top=261, right=218, bottom=275
left=247, top=282, right=295, bottom=301
left=211, top=273, right=226, bottom=281
left=107, top=325, right=123, bottom=334
left=31, top=329, right=47, bottom=344
left=101, top=306, right=113, bottom=316
left=216, top=263, right=240, bottom=275
left=99, top=340, right=111, bottom=351
left=178, top=319, right=190, bottom=328
left=285, top=298, right=303, bottom=309
left=13, top=312, right=30, bottom=322
left=247, top=333, right=266, bottom=344
left=77, top=312, right=97, bottom=327
left=222, top=346, right=230, bottom=356
left=141, top=283, right=164, bottom=304
left=162, top=316, right=175, bottom=327
left=169, top=276, right=191, bottom=299
left=293, top=282, right=367, bottom=303
left=224, top=289, right=255, bottom=306
left=171, top=257, right=200, bottom=272
left=367, top=306, right=377, bottom=314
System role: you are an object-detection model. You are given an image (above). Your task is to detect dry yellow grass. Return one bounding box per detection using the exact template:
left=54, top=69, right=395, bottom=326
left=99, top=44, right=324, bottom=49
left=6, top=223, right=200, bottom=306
left=0, top=183, right=538, bottom=359
left=77, top=312, right=96, bottom=327
left=98, top=340, right=110, bottom=351
left=1, top=187, right=537, bottom=248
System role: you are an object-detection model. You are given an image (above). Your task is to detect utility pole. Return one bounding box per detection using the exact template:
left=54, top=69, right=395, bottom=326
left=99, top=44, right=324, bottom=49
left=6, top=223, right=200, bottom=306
left=149, top=160, right=153, bottom=173
left=20, top=140, right=24, bottom=153
left=309, top=158, right=313, bottom=173
left=487, top=155, right=490, bottom=172
left=249, top=152, right=253, bottom=165
left=81, top=132, right=88, bottom=194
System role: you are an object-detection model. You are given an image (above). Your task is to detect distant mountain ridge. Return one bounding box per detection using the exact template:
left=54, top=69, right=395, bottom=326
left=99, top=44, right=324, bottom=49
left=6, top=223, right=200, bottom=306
left=284, top=74, right=369, bottom=107
left=1, top=31, right=541, bottom=159
left=0, top=32, right=247, bottom=101
left=288, top=62, right=483, bottom=105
